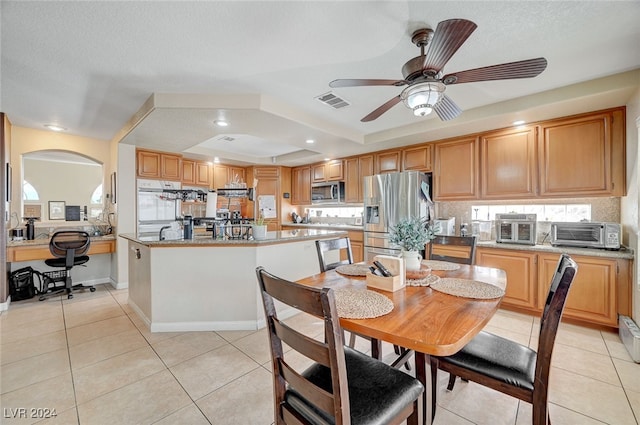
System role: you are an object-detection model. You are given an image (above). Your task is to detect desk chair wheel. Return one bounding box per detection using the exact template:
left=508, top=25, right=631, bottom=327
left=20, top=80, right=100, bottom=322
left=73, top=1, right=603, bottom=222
left=90, top=287, right=96, bottom=292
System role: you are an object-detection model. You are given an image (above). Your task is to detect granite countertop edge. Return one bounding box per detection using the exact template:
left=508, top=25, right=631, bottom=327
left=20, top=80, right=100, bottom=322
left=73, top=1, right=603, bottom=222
left=119, top=229, right=348, bottom=247
left=477, top=240, right=634, bottom=260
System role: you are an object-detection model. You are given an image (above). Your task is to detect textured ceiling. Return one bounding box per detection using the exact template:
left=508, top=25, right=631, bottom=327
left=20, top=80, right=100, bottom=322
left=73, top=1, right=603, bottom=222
left=2, top=1, right=640, bottom=165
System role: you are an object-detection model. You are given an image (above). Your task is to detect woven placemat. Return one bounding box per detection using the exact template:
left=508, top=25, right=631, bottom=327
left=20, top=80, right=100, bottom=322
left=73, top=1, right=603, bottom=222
left=406, top=274, right=440, bottom=287
left=421, top=260, right=461, bottom=271
left=335, top=263, right=370, bottom=276
left=333, top=288, right=394, bottom=319
left=430, top=278, right=505, bottom=299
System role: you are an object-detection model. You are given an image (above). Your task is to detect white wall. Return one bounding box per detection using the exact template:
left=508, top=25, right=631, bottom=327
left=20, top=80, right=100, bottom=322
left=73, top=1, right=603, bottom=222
left=115, top=143, right=136, bottom=288
left=621, top=86, right=640, bottom=323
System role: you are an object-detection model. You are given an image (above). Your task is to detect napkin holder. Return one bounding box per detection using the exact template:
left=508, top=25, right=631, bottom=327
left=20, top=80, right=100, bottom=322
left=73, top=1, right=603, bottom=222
left=366, top=255, right=405, bottom=292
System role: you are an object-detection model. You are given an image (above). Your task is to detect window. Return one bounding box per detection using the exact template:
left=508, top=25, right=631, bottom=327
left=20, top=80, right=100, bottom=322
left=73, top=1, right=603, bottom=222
left=22, top=181, right=39, bottom=200
left=471, top=204, right=591, bottom=222
left=91, top=184, right=103, bottom=204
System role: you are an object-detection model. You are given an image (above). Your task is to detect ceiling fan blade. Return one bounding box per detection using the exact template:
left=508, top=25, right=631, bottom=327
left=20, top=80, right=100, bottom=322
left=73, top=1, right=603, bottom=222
left=433, top=95, right=462, bottom=121
left=423, top=19, right=477, bottom=74
left=361, top=95, right=402, bottom=122
left=442, top=57, right=548, bottom=85
left=329, top=79, right=408, bottom=88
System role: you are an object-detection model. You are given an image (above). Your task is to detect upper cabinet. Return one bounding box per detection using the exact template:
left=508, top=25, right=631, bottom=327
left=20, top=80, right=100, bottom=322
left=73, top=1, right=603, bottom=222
left=480, top=126, right=538, bottom=199
left=433, top=136, right=480, bottom=200
left=291, top=166, right=311, bottom=205
left=538, top=108, right=625, bottom=197
left=136, top=149, right=181, bottom=180
left=182, top=159, right=211, bottom=187
left=402, top=145, right=432, bottom=172
left=312, top=160, right=343, bottom=183
left=375, top=150, right=401, bottom=174
left=344, top=155, right=374, bottom=203
left=212, top=164, right=246, bottom=189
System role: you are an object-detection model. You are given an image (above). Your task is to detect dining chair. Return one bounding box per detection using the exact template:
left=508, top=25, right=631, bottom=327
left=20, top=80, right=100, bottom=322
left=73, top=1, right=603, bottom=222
left=429, top=253, right=578, bottom=425
left=427, top=235, right=477, bottom=265
left=315, top=237, right=354, bottom=272
left=256, top=266, right=424, bottom=425
left=315, top=238, right=411, bottom=369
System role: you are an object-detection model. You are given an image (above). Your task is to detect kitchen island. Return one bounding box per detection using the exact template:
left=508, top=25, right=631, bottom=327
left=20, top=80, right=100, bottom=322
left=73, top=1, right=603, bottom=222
left=120, top=229, right=347, bottom=332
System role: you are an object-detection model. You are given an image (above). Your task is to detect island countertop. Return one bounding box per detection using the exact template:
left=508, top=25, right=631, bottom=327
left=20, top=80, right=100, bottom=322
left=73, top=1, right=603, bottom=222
left=119, top=228, right=347, bottom=247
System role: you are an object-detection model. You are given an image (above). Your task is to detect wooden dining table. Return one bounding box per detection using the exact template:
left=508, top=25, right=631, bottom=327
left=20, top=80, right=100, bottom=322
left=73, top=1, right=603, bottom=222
left=296, top=263, right=507, bottom=425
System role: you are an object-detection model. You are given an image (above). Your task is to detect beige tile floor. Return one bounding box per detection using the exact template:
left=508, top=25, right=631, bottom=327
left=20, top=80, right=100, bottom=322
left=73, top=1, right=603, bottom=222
left=1, top=284, right=639, bottom=425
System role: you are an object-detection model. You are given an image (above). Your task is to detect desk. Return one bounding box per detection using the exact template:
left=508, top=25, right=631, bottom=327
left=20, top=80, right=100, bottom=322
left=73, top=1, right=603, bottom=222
left=7, top=236, right=116, bottom=262
left=297, top=264, right=506, bottom=424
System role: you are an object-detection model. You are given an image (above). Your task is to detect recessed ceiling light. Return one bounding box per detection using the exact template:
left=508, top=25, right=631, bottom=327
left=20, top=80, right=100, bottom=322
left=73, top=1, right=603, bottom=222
left=512, top=120, right=525, bottom=126
left=213, top=157, right=220, bottom=163
left=214, top=120, right=229, bottom=127
left=305, top=139, right=315, bottom=144
left=324, top=158, right=331, bottom=161
left=44, top=124, right=66, bottom=132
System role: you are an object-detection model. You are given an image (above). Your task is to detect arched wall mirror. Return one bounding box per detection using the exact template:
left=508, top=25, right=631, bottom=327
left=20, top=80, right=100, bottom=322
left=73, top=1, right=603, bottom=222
left=22, top=150, right=104, bottom=222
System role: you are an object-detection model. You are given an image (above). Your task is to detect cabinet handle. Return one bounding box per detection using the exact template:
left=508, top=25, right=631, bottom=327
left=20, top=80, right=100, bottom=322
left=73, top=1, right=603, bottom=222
left=130, top=247, right=141, bottom=259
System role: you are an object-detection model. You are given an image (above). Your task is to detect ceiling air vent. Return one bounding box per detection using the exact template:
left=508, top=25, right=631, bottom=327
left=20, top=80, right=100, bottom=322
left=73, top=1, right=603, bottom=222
left=315, top=92, right=350, bottom=109
left=219, top=136, right=235, bottom=142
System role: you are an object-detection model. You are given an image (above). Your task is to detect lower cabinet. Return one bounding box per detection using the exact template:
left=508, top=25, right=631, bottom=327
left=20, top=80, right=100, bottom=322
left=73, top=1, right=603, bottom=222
left=476, top=247, right=631, bottom=328
left=476, top=248, right=537, bottom=310
left=537, top=254, right=620, bottom=327
left=348, top=230, right=364, bottom=263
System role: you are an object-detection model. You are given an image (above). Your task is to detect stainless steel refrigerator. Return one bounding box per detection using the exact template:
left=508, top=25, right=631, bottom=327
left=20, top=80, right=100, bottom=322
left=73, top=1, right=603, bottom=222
left=363, top=171, right=434, bottom=261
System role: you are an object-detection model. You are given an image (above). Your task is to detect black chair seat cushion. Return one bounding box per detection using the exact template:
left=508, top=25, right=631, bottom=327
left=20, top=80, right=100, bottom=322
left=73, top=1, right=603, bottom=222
left=45, top=255, right=90, bottom=268
left=442, top=331, right=537, bottom=391
left=285, top=346, right=423, bottom=425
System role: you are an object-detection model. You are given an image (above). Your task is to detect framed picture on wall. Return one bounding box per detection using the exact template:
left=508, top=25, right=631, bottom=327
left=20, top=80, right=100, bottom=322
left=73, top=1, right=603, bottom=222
left=24, top=204, right=42, bottom=220
left=49, top=201, right=65, bottom=220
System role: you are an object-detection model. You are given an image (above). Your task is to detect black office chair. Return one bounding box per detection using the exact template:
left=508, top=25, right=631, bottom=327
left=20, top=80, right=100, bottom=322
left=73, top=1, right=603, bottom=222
left=256, top=266, right=423, bottom=425
left=429, top=253, right=578, bottom=425
left=427, top=235, right=477, bottom=265
left=39, top=231, right=96, bottom=300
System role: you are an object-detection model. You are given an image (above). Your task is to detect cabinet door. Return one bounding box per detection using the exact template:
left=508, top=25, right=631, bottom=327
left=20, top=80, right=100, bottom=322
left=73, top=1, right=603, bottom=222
left=481, top=126, right=537, bottom=198
left=476, top=248, right=538, bottom=310
left=212, top=164, right=228, bottom=189
left=344, top=158, right=360, bottom=203
left=291, top=166, right=311, bottom=205
left=326, top=161, right=343, bottom=181
left=228, top=166, right=246, bottom=185
left=256, top=177, right=279, bottom=220
left=538, top=254, right=618, bottom=327
left=403, top=145, right=432, bottom=172
left=136, top=150, right=161, bottom=178
left=538, top=111, right=619, bottom=197
left=195, top=162, right=211, bottom=186
left=433, top=137, right=479, bottom=200
left=161, top=154, right=181, bottom=180
left=358, top=155, right=374, bottom=201
left=375, top=151, right=401, bottom=174
left=181, top=159, right=196, bottom=185
left=312, top=164, right=326, bottom=183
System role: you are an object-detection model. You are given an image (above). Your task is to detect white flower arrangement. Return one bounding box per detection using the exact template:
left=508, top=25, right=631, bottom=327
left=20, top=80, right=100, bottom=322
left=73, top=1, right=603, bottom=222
left=389, top=217, right=439, bottom=252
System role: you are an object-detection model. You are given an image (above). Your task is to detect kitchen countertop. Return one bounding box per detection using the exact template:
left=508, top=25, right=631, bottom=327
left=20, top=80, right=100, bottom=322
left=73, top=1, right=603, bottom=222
left=281, top=222, right=364, bottom=231
left=120, top=228, right=348, bottom=247
left=7, top=234, right=116, bottom=247
left=477, top=240, right=634, bottom=260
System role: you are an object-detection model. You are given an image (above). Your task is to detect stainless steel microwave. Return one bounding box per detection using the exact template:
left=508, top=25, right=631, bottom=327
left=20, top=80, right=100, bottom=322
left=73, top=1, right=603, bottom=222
left=550, top=222, right=621, bottom=249
left=311, top=181, right=344, bottom=204
left=495, top=213, right=537, bottom=245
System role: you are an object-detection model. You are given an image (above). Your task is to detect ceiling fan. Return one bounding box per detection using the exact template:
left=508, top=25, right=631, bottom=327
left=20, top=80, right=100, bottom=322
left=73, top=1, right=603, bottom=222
left=329, top=19, right=547, bottom=122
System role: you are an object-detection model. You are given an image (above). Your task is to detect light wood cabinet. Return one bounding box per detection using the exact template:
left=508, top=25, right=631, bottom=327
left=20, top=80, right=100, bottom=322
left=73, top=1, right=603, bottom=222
left=375, top=150, right=401, bottom=174
left=433, top=136, right=479, bottom=200
left=476, top=248, right=538, bottom=310
left=245, top=166, right=282, bottom=224
left=403, top=145, right=432, bottom=172
left=344, top=155, right=374, bottom=203
left=195, top=162, right=211, bottom=186
left=480, top=126, right=538, bottom=199
left=291, top=166, right=311, bottom=205
left=538, top=108, right=625, bottom=197
left=212, top=164, right=246, bottom=189
left=537, top=254, right=620, bottom=327
left=476, top=246, right=631, bottom=329
left=136, top=149, right=182, bottom=180
left=312, top=161, right=343, bottom=183
left=182, top=159, right=196, bottom=184
left=348, top=230, right=364, bottom=263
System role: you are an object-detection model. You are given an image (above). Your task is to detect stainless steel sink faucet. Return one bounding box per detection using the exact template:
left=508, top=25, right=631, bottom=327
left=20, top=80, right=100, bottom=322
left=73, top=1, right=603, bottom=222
left=159, top=225, right=171, bottom=241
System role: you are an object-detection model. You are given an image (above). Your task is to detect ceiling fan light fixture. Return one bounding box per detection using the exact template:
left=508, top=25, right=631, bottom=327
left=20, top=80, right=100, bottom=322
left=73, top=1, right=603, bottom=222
left=401, top=81, right=445, bottom=117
